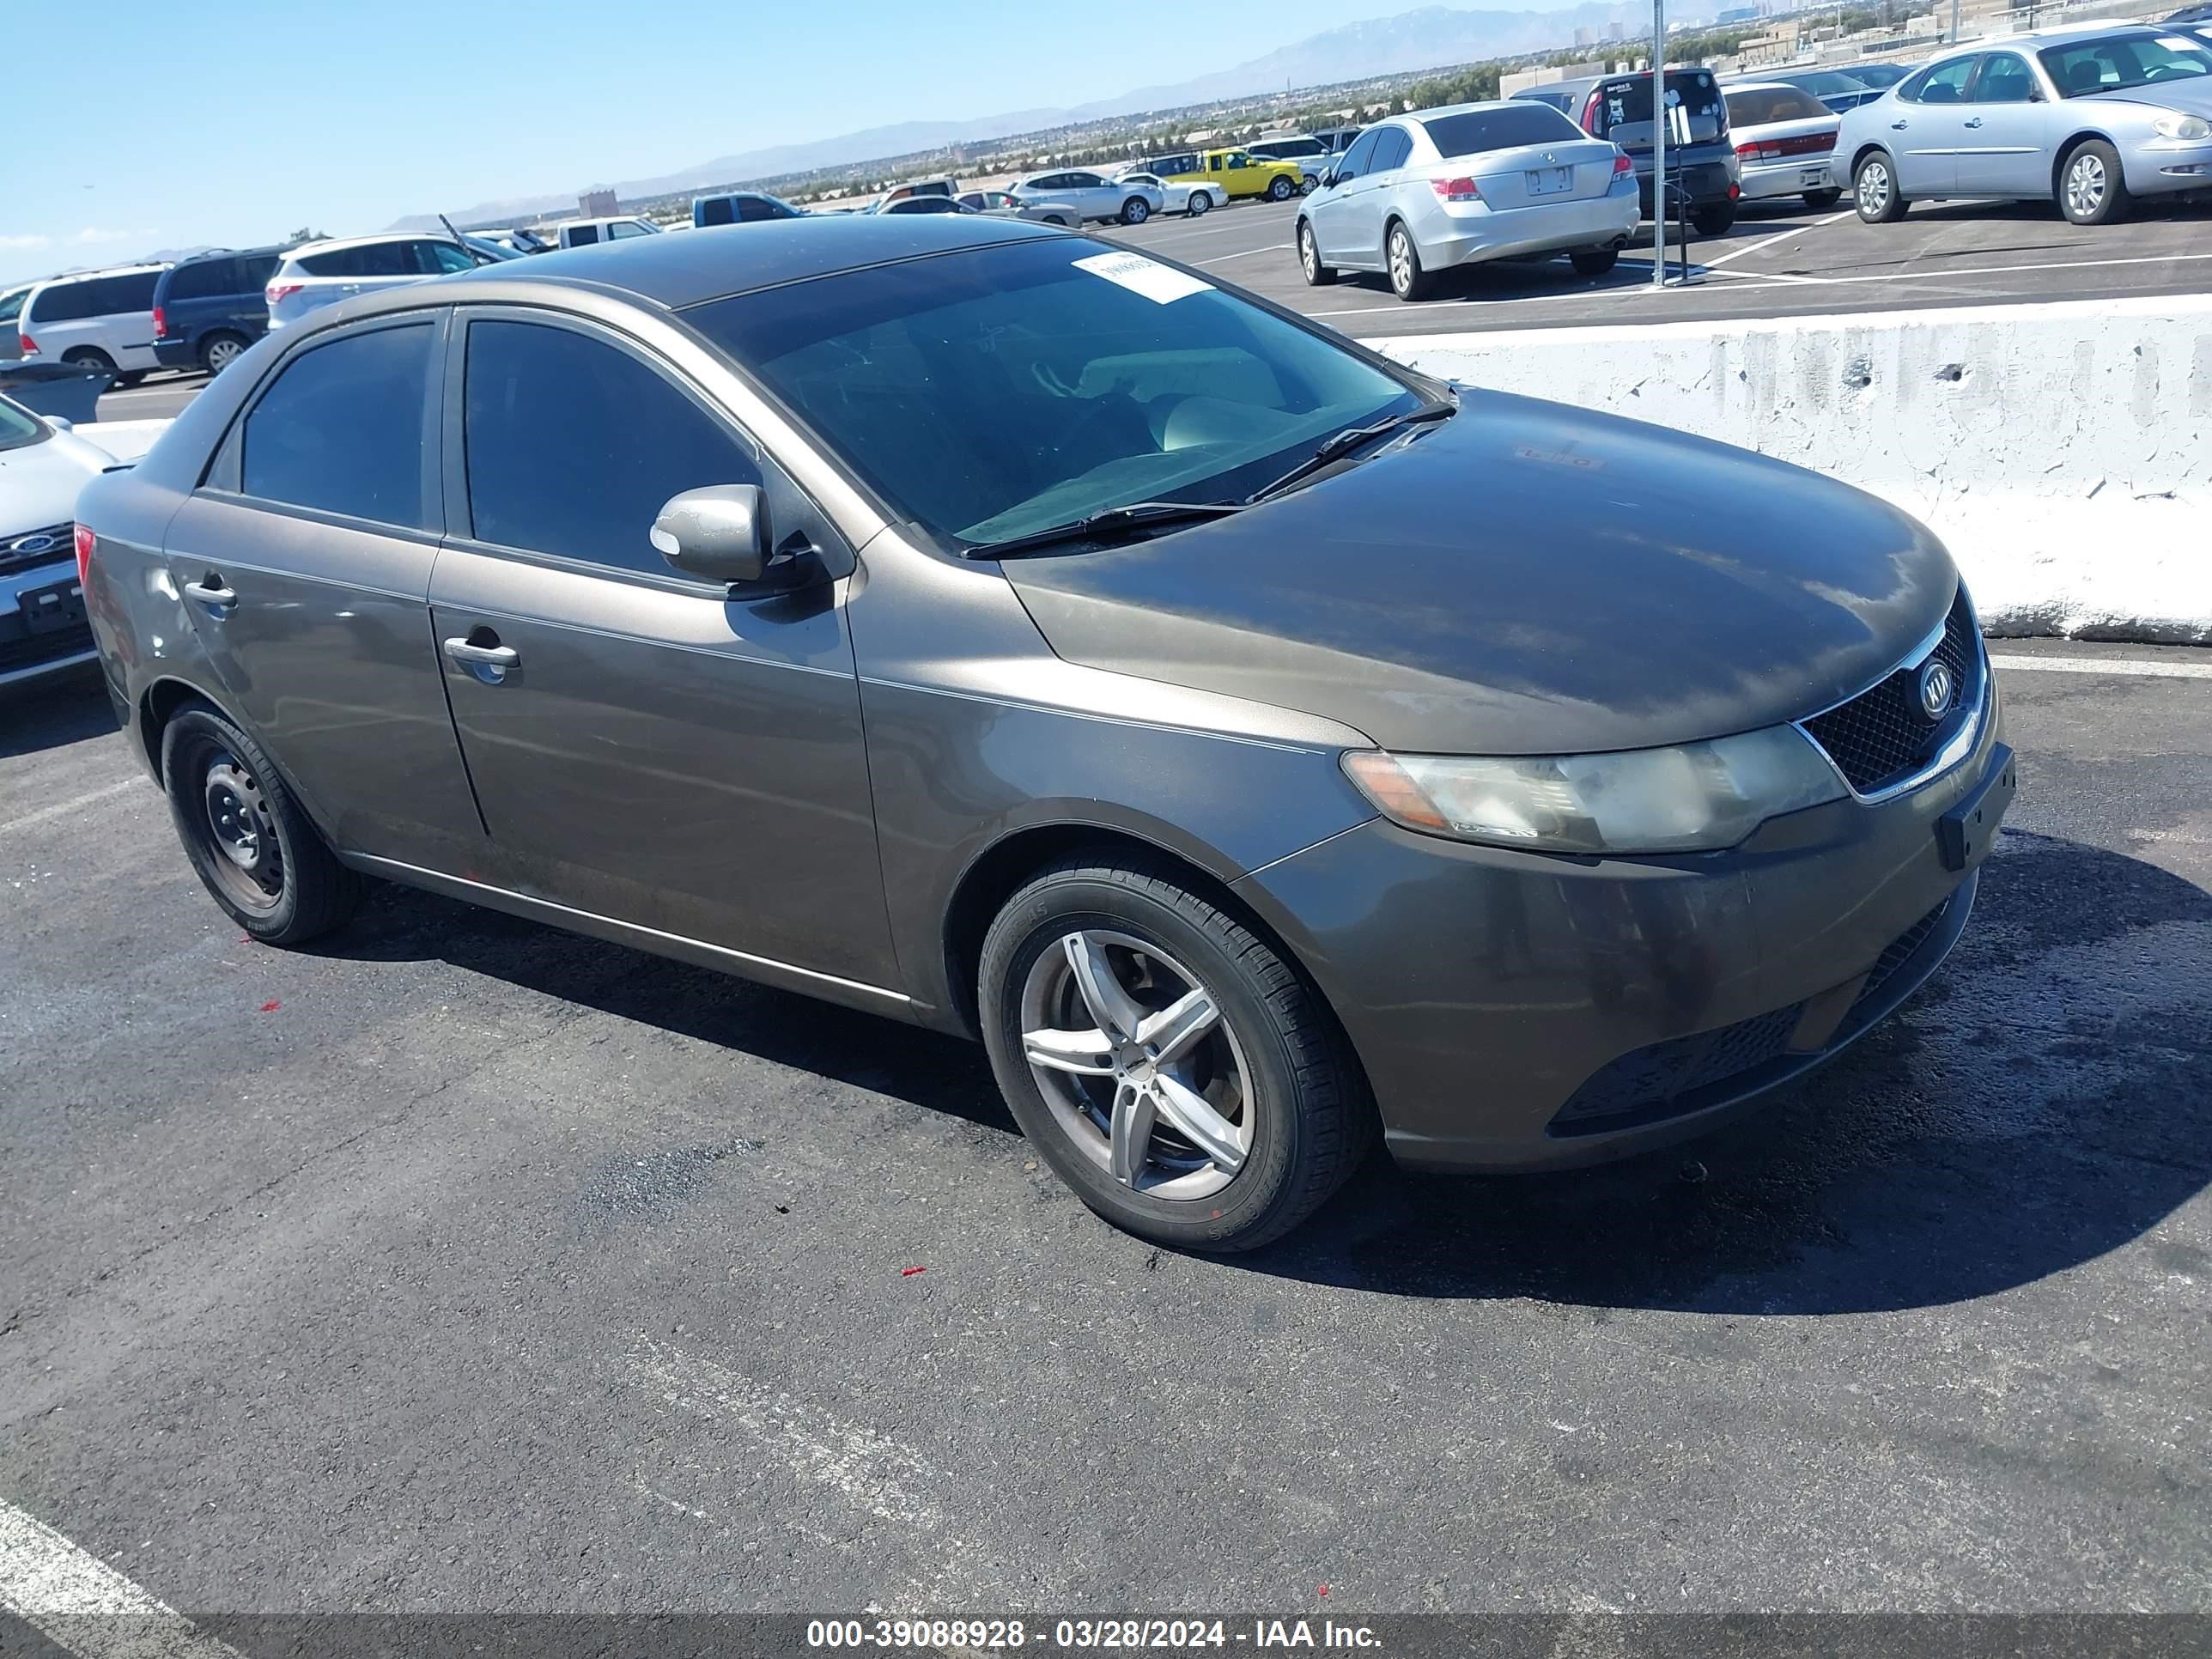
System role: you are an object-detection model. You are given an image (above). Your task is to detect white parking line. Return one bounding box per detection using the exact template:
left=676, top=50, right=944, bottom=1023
left=0, top=780, right=137, bottom=838
left=1194, top=246, right=1283, bottom=265
left=1706, top=246, right=2212, bottom=289
left=0, top=1497, right=245, bottom=1659
left=1699, top=208, right=1855, bottom=270
left=1990, top=653, right=2212, bottom=679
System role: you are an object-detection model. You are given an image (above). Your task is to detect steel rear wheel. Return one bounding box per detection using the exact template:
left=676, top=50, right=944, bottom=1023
left=980, top=859, right=1372, bottom=1251
left=161, top=702, right=365, bottom=944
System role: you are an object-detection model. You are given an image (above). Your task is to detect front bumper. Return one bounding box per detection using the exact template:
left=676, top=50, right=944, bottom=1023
left=2127, top=137, right=2212, bottom=195
left=1424, top=184, right=1642, bottom=266
left=1233, top=687, right=2012, bottom=1172
left=2, top=556, right=98, bottom=689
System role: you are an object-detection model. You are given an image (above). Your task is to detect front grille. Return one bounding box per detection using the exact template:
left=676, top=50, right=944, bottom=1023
left=0, top=522, right=74, bottom=579
left=0, top=622, right=94, bottom=674
left=1802, top=589, right=1979, bottom=794
left=1859, top=898, right=1951, bottom=1007
left=1553, top=1002, right=1803, bottom=1131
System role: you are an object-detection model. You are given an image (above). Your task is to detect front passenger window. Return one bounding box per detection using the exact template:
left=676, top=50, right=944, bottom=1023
left=462, top=319, right=764, bottom=575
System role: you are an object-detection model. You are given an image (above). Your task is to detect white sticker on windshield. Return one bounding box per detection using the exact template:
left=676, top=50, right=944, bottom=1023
left=1072, top=251, right=1212, bottom=305
left=2157, top=34, right=2199, bottom=49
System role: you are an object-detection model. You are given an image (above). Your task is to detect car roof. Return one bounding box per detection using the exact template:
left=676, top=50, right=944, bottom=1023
left=285, top=233, right=441, bottom=258
left=1411, top=98, right=1554, bottom=118
left=445, top=213, right=1062, bottom=311
left=173, top=244, right=289, bottom=264
left=27, top=263, right=169, bottom=289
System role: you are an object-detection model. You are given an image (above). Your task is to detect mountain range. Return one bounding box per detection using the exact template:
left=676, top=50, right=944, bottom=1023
left=392, top=2, right=1690, bottom=231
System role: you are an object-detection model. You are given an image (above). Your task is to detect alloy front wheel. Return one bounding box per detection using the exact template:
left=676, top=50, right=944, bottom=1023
left=2060, top=141, right=2128, bottom=225
left=1019, top=930, right=1253, bottom=1199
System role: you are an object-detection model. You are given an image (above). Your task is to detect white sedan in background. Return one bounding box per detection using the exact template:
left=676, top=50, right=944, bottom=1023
left=1, top=395, right=167, bottom=690
left=1721, top=82, right=1846, bottom=208
left=1114, top=169, right=1220, bottom=216
left=1007, top=169, right=1168, bottom=225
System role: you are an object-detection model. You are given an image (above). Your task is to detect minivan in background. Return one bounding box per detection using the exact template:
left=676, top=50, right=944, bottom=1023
left=1513, top=69, right=1742, bottom=234
left=151, top=246, right=292, bottom=374
left=264, top=234, right=514, bottom=331
left=0, top=285, right=29, bottom=365
left=15, top=265, right=168, bottom=386
left=693, top=192, right=805, bottom=227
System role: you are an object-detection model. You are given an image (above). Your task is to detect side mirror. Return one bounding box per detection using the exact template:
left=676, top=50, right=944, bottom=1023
left=652, top=484, right=769, bottom=585
left=1321, top=169, right=1340, bottom=188
left=46, top=416, right=73, bottom=431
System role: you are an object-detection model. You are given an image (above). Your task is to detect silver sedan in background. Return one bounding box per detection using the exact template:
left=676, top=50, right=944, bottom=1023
left=1723, top=82, right=1846, bottom=207
left=1007, top=169, right=1168, bottom=225
left=1295, top=100, right=1639, bottom=301
left=1836, top=25, right=2212, bottom=225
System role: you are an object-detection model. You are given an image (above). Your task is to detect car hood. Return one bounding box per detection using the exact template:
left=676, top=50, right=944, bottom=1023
left=0, top=422, right=158, bottom=532
left=1002, top=392, right=1958, bottom=756
left=2082, top=78, right=2212, bottom=118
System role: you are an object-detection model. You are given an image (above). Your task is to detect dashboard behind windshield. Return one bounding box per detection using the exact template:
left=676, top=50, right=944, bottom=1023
left=684, top=238, right=1417, bottom=546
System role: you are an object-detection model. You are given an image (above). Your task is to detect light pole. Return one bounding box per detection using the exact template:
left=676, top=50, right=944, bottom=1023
left=1650, top=0, right=1667, bottom=287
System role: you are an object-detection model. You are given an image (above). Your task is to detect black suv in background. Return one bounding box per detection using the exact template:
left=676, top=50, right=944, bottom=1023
left=1514, top=69, right=1742, bottom=234
left=150, top=246, right=292, bottom=374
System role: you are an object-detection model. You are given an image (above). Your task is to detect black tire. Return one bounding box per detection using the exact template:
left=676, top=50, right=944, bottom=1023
left=1186, top=191, right=1212, bottom=217
left=198, top=331, right=250, bottom=374
left=1385, top=220, right=1433, bottom=301
left=1120, top=196, right=1151, bottom=225
left=1267, top=174, right=1296, bottom=202
left=1691, top=202, right=1737, bottom=237
left=1804, top=187, right=1844, bottom=210
left=1297, top=220, right=1337, bottom=286
left=61, top=347, right=116, bottom=375
left=979, top=858, right=1373, bottom=1252
left=161, top=702, right=365, bottom=945
left=1854, top=151, right=1908, bottom=223
left=2058, top=138, right=2129, bottom=225
left=1043, top=213, right=1072, bottom=228
left=1569, top=246, right=1619, bottom=276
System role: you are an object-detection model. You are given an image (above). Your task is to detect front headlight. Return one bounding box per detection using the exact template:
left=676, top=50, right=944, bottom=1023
left=2154, top=113, right=2212, bottom=141
left=1341, top=726, right=1847, bottom=855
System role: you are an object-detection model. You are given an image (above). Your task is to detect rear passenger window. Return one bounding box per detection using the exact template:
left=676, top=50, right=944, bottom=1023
left=425, top=241, right=476, bottom=274
left=240, top=324, right=434, bottom=529
left=461, top=319, right=763, bottom=574
left=568, top=224, right=600, bottom=246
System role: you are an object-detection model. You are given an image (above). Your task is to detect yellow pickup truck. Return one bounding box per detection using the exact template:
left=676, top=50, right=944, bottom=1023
left=1156, top=148, right=1307, bottom=204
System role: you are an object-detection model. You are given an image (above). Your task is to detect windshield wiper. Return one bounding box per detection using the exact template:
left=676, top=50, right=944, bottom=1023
left=1244, top=398, right=1459, bottom=505
left=960, top=500, right=1249, bottom=560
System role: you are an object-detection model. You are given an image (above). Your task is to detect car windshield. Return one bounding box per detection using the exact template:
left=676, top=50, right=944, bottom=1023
left=686, top=238, right=1419, bottom=547
left=2039, top=32, right=2212, bottom=94
left=1422, top=103, right=1583, bottom=155
left=0, top=397, right=48, bottom=452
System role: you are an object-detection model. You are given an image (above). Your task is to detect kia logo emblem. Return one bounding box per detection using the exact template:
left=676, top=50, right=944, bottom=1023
left=1917, top=659, right=1955, bottom=721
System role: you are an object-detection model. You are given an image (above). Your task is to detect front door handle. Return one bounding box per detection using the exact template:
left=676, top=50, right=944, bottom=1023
left=181, top=575, right=237, bottom=612
left=444, top=631, right=520, bottom=685
left=1891, top=118, right=1910, bottom=130
left=1963, top=116, right=1984, bottom=128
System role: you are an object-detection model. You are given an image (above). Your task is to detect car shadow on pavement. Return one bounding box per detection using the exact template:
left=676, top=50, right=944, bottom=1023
left=307, top=882, right=1016, bottom=1136
left=0, top=671, right=116, bottom=759
left=1236, top=828, right=2212, bottom=1316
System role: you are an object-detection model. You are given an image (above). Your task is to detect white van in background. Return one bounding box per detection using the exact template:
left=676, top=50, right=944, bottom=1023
left=15, top=265, right=167, bottom=386
left=548, top=216, right=662, bottom=248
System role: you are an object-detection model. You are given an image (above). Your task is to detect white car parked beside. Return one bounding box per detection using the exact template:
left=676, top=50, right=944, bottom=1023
left=1008, top=169, right=1168, bottom=225
left=265, top=234, right=513, bottom=331
left=1114, top=169, right=1219, bottom=216
left=14, top=265, right=168, bottom=386
left=1721, top=82, right=1847, bottom=207
left=546, top=216, right=663, bottom=248
left=0, top=394, right=167, bottom=689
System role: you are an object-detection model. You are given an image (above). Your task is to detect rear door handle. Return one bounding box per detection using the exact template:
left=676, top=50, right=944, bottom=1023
left=181, top=576, right=237, bottom=611
left=1892, top=119, right=1910, bottom=129
left=1963, top=117, right=1984, bottom=128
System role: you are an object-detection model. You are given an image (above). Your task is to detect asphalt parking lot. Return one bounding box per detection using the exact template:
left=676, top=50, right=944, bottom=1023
left=1106, top=190, right=2212, bottom=335
left=3, top=643, right=2209, bottom=1629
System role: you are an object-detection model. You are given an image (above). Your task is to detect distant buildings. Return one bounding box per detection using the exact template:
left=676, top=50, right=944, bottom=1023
left=579, top=188, right=617, bottom=217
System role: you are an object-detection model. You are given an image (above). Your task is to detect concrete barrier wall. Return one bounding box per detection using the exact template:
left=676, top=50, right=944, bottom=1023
left=1370, top=295, right=2212, bottom=642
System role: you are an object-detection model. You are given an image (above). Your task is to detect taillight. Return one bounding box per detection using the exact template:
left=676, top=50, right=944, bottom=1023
left=74, top=523, right=94, bottom=588
left=18, top=334, right=36, bottom=356
left=265, top=283, right=303, bottom=306
left=1729, top=181, right=1741, bottom=199
left=1613, top=152, right=1634, bottom=175
left=1431, top=176, right=1481, bottom=202
left=151, top=305, right=168, bottom=338
left=1735, top=142, right=1762, bottom=159
left=1579, top=88, right=1604, bottom=134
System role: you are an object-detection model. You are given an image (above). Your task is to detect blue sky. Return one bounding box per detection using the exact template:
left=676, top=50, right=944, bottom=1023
left=5, top=0, right=1561, bottom=286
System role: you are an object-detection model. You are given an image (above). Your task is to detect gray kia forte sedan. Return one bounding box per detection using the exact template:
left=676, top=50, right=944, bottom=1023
left=79, top=216, right=2016, bottom=1250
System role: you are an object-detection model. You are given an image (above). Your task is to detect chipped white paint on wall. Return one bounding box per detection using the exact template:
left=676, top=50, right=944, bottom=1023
left=1371, top=295, right=2212, bottom=643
